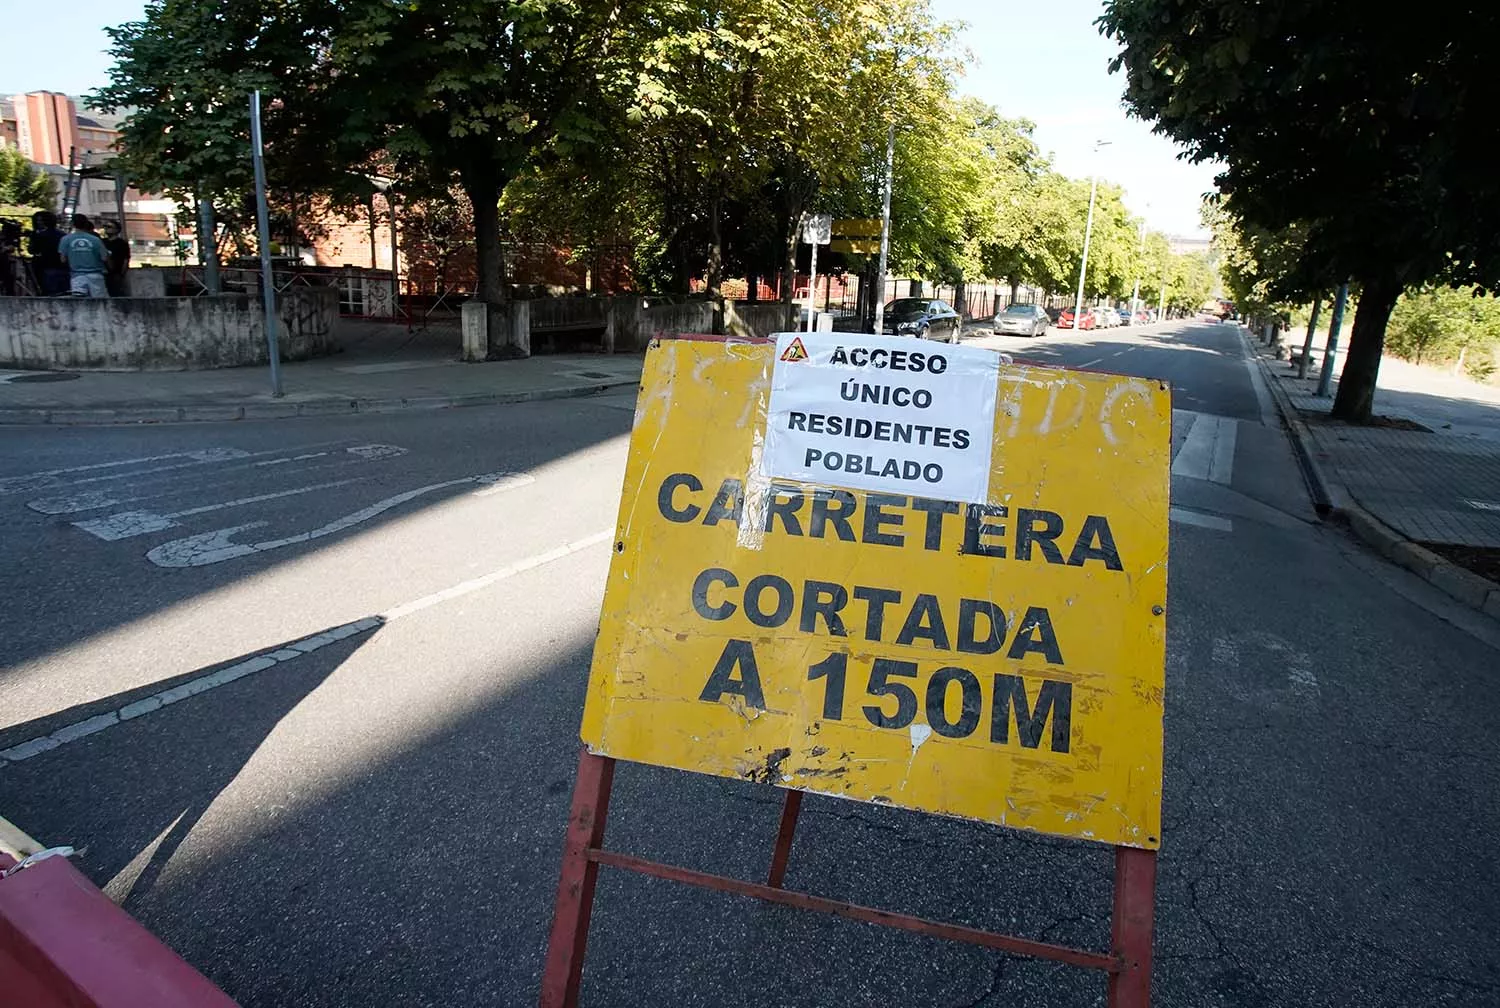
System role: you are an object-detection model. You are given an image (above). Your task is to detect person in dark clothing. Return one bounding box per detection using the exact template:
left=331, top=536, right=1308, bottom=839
left=27, top=211, right=68, bottom=296
left=0, top=220, right=22, bottom=296
left=100, top=220, right=130, bottom=296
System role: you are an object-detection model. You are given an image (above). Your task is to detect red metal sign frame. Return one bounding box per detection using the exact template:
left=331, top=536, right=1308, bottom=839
left=540, top=747, right=1157, bottom=1008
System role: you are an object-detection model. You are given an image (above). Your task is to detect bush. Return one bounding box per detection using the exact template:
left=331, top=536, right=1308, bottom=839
left=1386, top=286, right=1500, bottom=372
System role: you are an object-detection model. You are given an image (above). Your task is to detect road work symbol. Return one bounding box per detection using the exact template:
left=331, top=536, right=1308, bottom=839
left=779, top=336, right=809, bottom=362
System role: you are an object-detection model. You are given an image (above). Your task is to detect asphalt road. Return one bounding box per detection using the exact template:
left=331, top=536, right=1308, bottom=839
left=2, top=320, right=1497, bottom=1007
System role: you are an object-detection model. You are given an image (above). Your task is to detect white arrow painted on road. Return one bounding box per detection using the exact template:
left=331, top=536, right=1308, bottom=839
left=145, top=472, right=519, bottom=567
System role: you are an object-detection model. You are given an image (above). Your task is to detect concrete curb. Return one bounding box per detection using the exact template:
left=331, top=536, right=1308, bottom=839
left=1246, top=327, right=1500, bottom=622
left=0, top=377, right=639, bottom=427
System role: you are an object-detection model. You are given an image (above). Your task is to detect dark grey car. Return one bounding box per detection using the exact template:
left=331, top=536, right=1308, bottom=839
left=993, top=303, right=1050, bottom=337
left=881, top=298, right=962, bottom=342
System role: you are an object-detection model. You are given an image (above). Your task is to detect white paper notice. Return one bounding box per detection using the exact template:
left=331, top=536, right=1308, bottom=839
left=762, top=332, right=999, bottom=503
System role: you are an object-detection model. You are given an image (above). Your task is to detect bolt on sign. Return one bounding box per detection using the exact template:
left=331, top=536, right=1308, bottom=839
left=581, top=332, right=1169, bottom=848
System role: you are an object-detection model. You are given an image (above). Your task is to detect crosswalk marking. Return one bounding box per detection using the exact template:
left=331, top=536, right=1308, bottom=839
left=1172, top=411, right=1238, bottom=484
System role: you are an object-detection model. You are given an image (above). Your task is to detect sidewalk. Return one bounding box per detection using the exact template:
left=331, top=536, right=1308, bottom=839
left=0, top=320, right=644, bottom=425
left=1251, top=324, right=1500, bottom=616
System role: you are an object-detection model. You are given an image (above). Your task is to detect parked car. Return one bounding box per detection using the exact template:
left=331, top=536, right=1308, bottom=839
left=1134, top=309, right=1153, bottom=324
left=1094, top=305, right=1119, bottom=328
left=1043, top=306, right=1063, bottom=323
left=1117, top=307, right=1135, bottom=326
left=881, top=298, right=962, bottom=342
left=1057, top=307, right=1096, bottom=330
left=993, top=303, right=1050, bottom=337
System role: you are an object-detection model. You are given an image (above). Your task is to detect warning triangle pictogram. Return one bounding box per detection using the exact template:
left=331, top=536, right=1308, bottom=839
left=780, top=336, right=810, bottom=362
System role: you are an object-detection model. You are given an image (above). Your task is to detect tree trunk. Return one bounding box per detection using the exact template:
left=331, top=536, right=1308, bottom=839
left=707, top=194, right=724, bottom=334
left=746, top=271, right=758, bottom=303
left=1009, top=278, right=1020, bottom=306
left=1332, top=275, right=1401, bottom=424
left=782, top=208, right=802, bottom=304
left=466, top=178, right=505, bottom=304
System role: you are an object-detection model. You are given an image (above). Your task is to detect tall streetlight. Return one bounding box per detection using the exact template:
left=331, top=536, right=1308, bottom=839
left=1071, top=140, right=1111, bottom=329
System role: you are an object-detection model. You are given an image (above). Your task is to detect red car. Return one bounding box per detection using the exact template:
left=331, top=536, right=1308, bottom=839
left=1057, top=307, right=1096, bottom=330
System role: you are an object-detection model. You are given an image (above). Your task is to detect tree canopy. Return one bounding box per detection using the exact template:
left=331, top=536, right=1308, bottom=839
left=92, top=0, right=1200, bottom=322
left=1101, top=0, right=1500, bottom=421
left=0, top=148, right=57, bottom=218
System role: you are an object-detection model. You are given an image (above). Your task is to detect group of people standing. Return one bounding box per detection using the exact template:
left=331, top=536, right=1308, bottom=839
left=0, top=211, right=131, bottom=298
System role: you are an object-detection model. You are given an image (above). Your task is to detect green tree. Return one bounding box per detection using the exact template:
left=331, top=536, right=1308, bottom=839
left=323, top=0, right=644, bottom=304
left=0, top=148, right=56, bottom=217
left=91, top=0, right=340, bottom=204
left=1387, top=286, right=1500, bottom=379
left=1101, top=0, right=1500, bottom=422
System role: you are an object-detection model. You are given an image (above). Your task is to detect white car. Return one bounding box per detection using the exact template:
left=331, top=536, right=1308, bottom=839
left=1093, top=305, right=1119, bottom=328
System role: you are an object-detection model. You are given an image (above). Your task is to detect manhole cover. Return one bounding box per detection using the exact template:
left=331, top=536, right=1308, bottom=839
left=8, top=372, right=81, bottom=383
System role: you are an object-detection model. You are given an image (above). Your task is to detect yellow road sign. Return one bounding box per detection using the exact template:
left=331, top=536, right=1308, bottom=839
left=829, top=239, right=881, bottom=255
left=832, top=218, right=882, bottom=238
left=581, top=335, right=1170, bottom=848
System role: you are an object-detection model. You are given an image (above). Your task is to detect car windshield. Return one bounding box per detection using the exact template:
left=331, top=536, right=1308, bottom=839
left=1003, top=305, right=1034, bottom=315
left=885, top=299, right=928, bottom=315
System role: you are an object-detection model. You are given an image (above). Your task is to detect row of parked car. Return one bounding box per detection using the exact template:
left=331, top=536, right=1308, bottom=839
left=992, top=302, right=1155, bottom=336
left=1054, top=306, right=1154, bottom=332
left=875, top=297, right=1159, bottom=341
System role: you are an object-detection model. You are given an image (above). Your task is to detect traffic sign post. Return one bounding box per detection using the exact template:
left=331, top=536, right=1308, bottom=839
left=542, top=333, right=1170, bottom=1008
left=802, top=214, right=832, bottom=332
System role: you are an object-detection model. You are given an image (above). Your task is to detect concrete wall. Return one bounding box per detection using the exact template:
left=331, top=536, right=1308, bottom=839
left=0, top=287, right=338, bottom=372
left=726, top=301, right=794, bottom=338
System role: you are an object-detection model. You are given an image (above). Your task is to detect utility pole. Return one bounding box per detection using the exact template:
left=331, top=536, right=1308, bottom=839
left=1297, top=295, right=1323, bottom=380
left=1157, top=278, right=1166, bottom=322
left=249, top=90, right=283, bottom=397
left=1071, top=140, right=1110, bottom=329
left=1316, top=282, right=1350, bottom=398
left=872, top=122, right=895, bottom=335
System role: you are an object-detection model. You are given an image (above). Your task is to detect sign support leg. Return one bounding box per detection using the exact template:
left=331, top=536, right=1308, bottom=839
left=1107, top=847, right=1157, bottom=1008
left=540, top=749, right=616, bottom=1008
left=766, top=789, right=803, bottom=889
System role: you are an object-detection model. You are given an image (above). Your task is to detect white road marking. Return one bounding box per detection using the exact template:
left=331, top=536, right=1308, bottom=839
left=25, top=444, right=408, bottom=515
left=1169, top=506, right=1233, bottom=532
left=474, top=473, right=537, bottom=496
left=0, top=532, right=613, bottom=763
left=345, top=444, right=408, bottom=461
left=1080, top=358, right=1105, bottom=368
left=0, top=617, right=382, bottom=765
left=72, top=480, right=362, bottom=541
left=255, top=452, right=329, bottom=467
left=381, top=529, right=612, bottom=620
left=0, top=452, right=183, bottom=494
left=0, top=449, right=250, bottom=496
left=145, top=471, right=519, bottom=567
left=1171, top=412, right=1237, bottom=484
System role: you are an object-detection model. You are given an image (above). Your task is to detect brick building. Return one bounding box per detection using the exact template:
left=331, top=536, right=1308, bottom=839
left=2, top=92, right=181, bottom=263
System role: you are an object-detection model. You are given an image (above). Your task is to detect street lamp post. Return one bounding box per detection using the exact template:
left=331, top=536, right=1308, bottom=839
left=1071, top=141, right=1111, bottom=329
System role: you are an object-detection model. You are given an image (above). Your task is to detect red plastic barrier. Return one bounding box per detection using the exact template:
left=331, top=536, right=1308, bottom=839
left=0, top=852, right=238, bottom=1007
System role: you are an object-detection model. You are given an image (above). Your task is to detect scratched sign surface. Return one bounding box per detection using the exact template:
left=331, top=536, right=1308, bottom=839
left=581, top=335, right=1170, bottom=848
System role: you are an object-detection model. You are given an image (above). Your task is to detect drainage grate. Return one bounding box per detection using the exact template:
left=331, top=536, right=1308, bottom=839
left=7, top=372, right=81, bottom=383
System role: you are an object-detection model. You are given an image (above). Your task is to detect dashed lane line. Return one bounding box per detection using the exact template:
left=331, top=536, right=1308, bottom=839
left=0, top=529, right=613, bottom=766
